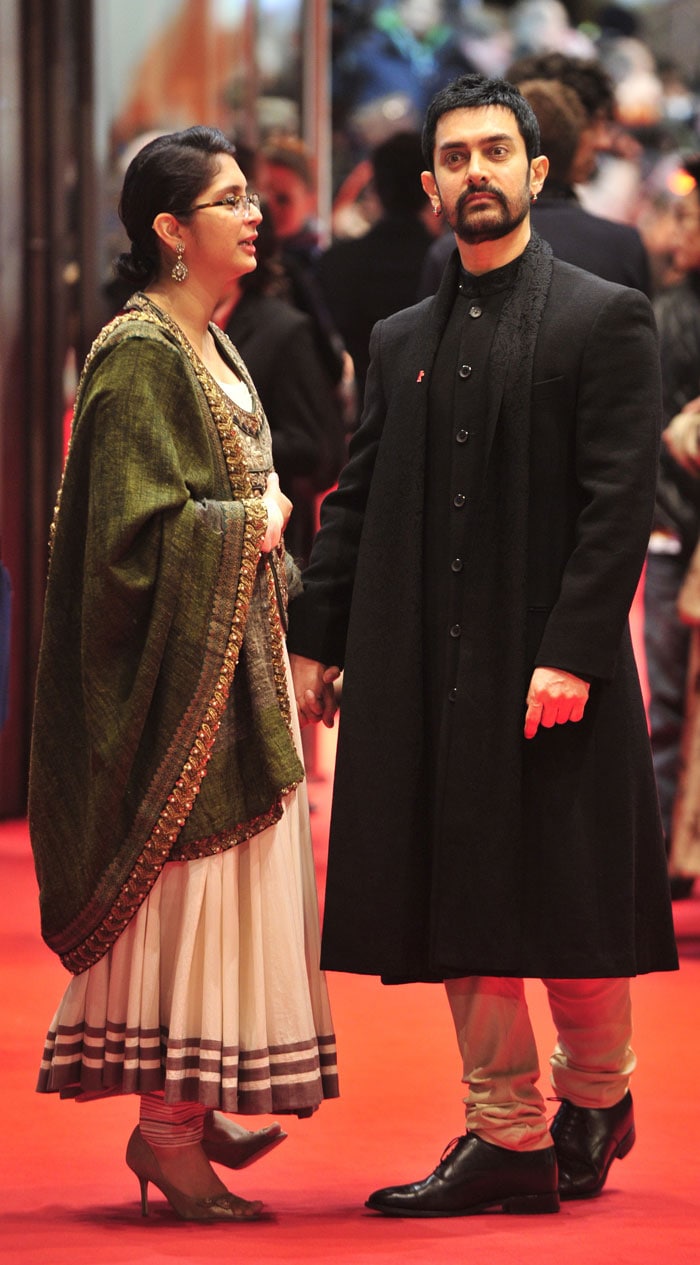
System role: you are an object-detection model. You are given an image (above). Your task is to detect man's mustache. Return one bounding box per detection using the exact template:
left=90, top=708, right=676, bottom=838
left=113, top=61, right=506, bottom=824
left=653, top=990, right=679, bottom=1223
left=457, top=185, right=508, bottom=214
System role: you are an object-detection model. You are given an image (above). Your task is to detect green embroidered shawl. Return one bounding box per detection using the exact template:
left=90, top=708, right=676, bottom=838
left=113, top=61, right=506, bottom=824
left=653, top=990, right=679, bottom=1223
left=29, top=300, right=304, bottom=973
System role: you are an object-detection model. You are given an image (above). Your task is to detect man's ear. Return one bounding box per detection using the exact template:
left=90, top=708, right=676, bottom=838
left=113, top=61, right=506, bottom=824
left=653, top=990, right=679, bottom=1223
left=530, top=154, right=549, bottom=200
left=422, top=170, right=441, bottom=216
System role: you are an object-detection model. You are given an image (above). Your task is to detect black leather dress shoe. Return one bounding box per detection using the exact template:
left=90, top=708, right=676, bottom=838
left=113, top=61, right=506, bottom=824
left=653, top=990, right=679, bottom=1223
left=365, top=1134, right=560, bottom=1217
left=551, top=1091, right=635, bottom=1199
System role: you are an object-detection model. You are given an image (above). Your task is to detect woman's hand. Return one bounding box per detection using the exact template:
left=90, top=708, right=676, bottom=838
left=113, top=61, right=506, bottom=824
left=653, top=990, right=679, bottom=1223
left=260, top=472, right=292, bottom=553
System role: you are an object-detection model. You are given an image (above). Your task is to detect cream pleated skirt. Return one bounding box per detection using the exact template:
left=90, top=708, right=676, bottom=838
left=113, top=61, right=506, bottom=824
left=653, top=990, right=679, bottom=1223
left=37, top=659, right=339, bottom=1116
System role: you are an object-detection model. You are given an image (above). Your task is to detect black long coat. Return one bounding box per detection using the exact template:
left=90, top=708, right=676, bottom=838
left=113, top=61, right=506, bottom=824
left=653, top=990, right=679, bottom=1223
left=287, top=251, right=679, bottom=981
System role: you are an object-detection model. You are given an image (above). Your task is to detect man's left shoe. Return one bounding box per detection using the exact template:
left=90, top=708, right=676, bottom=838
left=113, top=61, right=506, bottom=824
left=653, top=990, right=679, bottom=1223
left=551, top=1091, right=635, bottom=1199
left=365, top=1134, right=560, bottom=1217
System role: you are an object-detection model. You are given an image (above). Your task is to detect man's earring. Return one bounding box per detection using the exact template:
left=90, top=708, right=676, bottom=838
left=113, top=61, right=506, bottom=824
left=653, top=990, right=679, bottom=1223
left=171, top=241, right=188, bottom=282
left=433, top=202, right=443, bottom=217
left=530, top=191, right=538, bottom=203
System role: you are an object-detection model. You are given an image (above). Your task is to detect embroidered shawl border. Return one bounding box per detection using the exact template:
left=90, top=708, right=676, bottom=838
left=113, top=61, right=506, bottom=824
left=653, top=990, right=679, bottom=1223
left=59, top=304, right=299, bottom=973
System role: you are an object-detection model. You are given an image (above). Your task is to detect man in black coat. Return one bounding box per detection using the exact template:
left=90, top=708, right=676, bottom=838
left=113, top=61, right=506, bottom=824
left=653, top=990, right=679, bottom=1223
left=288, top=74, right=677, bottom=1218
left=418, top=55, right=651, bottom=299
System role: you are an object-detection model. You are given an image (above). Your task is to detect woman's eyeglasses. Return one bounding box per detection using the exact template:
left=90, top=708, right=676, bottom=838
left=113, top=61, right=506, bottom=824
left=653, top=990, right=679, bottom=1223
left=186, top=192, right=261, bottom=217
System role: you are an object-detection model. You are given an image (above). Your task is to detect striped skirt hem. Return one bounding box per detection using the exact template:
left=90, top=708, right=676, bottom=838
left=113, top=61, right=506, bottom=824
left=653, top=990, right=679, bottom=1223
left=36, top=654, right=339, bottom=1115
left=38, top=1025, right=338, bottom=1112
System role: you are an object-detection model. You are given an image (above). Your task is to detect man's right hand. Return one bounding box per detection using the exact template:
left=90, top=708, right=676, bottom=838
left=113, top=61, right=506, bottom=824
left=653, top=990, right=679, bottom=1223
left=290, top=654, right=340, bottom=728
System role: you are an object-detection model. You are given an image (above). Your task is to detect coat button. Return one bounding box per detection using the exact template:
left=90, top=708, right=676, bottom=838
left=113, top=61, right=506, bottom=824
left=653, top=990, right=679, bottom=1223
left=449, top=623, right=462, bottom=638
left=469, top=305, right=482, bottom=318
left=453, top=492, right=466, bottom=508
left=451, top=557, right=463, bottom=572
left=458, top=364, right=472, bottom=379
left=456, top=428, right=469, bottom=443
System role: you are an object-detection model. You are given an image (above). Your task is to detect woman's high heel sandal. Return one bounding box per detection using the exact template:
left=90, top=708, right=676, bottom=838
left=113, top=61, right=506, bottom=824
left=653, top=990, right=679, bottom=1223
left=125, top=1127, right=263, bottom=1222
left=201, top=1110, right=288, bottom=1170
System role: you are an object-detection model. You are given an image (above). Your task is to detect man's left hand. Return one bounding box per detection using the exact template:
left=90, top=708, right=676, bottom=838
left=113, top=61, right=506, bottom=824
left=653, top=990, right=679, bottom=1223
left=524, top=666, right=590, bottom=739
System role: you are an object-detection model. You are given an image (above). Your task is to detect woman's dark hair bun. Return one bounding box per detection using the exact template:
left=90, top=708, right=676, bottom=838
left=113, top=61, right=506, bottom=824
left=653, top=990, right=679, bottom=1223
left=114, top=242, right=157, bottom=287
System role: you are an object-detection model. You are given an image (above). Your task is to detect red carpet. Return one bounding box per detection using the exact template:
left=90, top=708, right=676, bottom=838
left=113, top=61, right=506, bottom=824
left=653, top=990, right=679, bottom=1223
left=2, top=661, right=699, bottom=1261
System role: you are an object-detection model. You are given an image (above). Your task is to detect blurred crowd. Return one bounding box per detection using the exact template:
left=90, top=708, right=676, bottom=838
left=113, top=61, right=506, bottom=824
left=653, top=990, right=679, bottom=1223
left=330, top=0, right=700, bottom=286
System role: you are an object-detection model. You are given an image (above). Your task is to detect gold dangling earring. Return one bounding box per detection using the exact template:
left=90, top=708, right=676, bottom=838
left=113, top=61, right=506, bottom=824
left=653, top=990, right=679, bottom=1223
left=171, top=241, right=188, bottom=283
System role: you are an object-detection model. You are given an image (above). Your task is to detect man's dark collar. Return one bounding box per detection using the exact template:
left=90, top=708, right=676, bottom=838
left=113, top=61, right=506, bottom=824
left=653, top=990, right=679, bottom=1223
left=537, top=181, right=578, bottom=202
left=458, top=253, right=523, bottom=296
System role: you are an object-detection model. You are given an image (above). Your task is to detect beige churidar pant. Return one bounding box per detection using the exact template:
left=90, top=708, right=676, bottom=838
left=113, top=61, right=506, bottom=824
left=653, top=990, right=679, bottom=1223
left=445, top=976, right=635, bottom=1151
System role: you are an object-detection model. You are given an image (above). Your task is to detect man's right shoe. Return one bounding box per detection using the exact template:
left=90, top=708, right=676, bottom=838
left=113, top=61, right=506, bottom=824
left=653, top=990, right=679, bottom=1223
left=551, top=1091, right=635, bottom=1199
left=365, top=1134, right=560, bottom=1217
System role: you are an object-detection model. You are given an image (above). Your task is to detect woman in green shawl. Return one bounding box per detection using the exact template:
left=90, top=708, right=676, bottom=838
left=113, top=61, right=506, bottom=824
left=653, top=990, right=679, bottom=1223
left=29, top=127, right=338, bottom=1223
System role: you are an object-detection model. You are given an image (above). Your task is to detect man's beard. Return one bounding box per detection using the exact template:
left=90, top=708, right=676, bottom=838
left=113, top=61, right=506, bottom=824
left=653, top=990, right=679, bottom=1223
left=448, top=182, right=530, bottom=245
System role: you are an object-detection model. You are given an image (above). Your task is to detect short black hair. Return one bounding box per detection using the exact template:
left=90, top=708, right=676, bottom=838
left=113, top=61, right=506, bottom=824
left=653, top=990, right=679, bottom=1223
left=422, top=73, right=541, bottom=171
